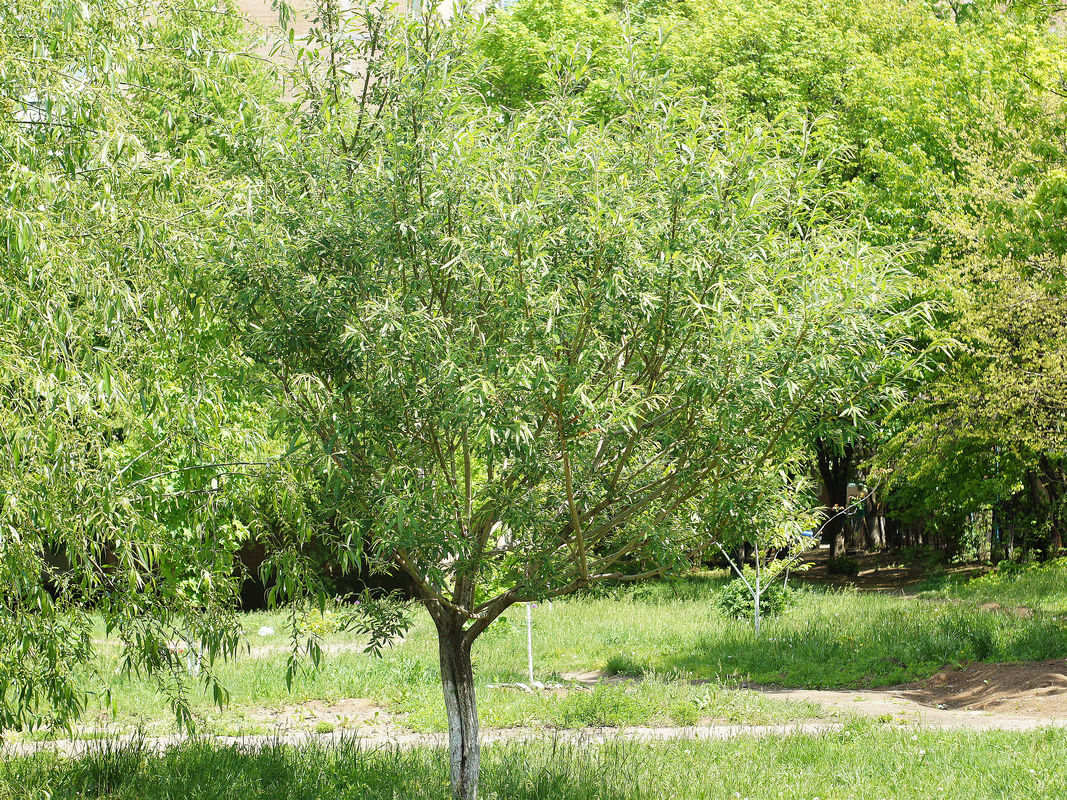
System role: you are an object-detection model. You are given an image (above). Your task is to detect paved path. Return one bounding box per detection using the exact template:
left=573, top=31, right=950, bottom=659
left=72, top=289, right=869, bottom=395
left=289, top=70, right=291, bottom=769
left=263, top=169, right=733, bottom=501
left=7, top=706, right=1067, bottom=759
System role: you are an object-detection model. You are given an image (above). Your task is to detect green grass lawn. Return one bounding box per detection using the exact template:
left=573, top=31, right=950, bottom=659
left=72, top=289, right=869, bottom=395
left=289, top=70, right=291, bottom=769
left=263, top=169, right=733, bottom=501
left=4, top=722, right=1067, bottom=799
left=921, top=558, right=1067, bottom=616
left=40, top=566, right=1067, bottom=738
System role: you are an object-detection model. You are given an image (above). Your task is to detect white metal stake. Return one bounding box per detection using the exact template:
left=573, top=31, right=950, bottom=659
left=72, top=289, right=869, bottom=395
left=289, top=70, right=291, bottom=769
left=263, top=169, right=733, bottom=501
left=525, top=602, right=535, bottom=685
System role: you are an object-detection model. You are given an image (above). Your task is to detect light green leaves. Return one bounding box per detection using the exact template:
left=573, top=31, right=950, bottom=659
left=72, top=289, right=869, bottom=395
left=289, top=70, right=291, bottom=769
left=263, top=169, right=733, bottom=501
left=228, top=9, right=922, bottom=631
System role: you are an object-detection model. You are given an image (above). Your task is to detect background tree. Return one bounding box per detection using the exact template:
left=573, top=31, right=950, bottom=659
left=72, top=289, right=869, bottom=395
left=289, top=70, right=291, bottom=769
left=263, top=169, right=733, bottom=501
left=476, top=0, right=1066, bottom=561
left=878, top=76, right=1067, bottom=559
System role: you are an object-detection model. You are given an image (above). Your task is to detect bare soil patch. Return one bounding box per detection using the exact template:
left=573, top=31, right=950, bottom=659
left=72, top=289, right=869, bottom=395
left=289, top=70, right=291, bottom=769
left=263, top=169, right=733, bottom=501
left=761, top=660, right=1067, bottom=728
left=899, top=659, right=1067, bottom=716
left=245, top=697, right=398, bottom=734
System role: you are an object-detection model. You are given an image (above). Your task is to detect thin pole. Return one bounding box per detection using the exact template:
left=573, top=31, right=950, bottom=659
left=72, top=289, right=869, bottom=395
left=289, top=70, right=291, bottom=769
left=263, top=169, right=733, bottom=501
left=526, top=602, right=534, bottom=685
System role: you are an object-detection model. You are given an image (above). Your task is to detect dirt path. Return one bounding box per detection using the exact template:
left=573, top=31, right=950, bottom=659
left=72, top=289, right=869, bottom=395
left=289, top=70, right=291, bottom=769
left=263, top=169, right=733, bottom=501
left=759, top=688, right=1064, bottom=730
left=8, top=660, right=1067, bottom=758
left=8, top=711, right=1067, bottom=760
left=7, top=690, right=1067, bottom=759
left=761, top=658, right=1067, bottom=728
left=3, top=722, right=840, bottom=758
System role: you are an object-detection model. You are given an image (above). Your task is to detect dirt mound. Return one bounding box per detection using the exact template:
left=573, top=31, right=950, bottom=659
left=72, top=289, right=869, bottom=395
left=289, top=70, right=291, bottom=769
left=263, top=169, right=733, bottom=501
left=900, top=659, right=1067, bottom=716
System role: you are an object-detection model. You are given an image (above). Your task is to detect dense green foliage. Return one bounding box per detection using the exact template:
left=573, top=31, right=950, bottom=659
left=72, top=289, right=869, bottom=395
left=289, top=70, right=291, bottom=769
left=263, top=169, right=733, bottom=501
left=878, top=87, right=1067, bottom=555
left=3, top=1, right=1067, bottom=796
left=476, top=0, right=1067, bottom=559
left=0, top=0, right=293, bottom=730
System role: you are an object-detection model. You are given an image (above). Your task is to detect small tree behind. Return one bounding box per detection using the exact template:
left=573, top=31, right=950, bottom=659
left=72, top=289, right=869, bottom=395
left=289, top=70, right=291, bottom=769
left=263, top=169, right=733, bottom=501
left=714, top=478, right=819, bottom=634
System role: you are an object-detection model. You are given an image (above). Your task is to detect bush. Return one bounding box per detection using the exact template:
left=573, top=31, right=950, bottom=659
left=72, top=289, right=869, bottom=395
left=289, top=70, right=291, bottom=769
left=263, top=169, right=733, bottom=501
left=298, top=609, right=342, bottom=637
left=716, top=573, right=795, bottom=620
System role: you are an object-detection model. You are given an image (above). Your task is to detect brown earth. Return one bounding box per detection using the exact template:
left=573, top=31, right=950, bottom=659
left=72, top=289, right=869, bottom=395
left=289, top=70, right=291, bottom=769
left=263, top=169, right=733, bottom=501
left=570, top=658, right=1067, bottom=727
left=245, top=697, right=397, bottom=734
left=762, top=659, right=1067, bottom=729
left=246, top=657, right=1067, bottom=736
left=9, top=660, right=1067, bottom=757
left=900, top=658, right=1067, bottom=716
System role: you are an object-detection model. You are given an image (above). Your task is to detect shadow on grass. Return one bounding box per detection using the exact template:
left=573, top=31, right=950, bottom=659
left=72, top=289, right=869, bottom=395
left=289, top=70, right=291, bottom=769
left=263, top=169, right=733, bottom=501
left=658, top=590, right=1067, bottom=688
left=7, top=726, right=1067, bottom=800
left=4, top=738, right=649, bottom=800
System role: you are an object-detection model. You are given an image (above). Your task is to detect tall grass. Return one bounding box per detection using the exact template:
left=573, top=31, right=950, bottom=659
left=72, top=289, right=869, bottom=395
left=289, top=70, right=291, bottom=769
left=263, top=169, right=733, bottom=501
left=664, top=588, right=1067, bottom=687
left=922, top=559, right=1067, bottom=615
left=4, top=724, right=1067, bottom=799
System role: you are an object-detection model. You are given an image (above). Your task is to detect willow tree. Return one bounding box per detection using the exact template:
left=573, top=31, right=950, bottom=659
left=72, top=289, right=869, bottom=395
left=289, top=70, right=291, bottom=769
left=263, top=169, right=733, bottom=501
left=0, top=0, right=286, bottom=729
left=224, top=9, right=922, bottom=797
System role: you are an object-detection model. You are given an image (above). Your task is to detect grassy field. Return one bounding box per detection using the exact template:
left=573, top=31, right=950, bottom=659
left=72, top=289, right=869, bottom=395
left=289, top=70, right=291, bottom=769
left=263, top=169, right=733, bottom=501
left=44, top=563, right=1067, bottom=739
left=921, top=558, right=1067, bottom=615
left=4, top=723, right=1067, bottom=799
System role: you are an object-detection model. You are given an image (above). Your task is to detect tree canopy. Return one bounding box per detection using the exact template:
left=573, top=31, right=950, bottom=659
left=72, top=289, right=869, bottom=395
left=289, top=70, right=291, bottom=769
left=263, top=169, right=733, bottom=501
left=2, top=1, right=1066, bottom=798
left=0, top=0, right=286, bottom=729
left=219, top=9, right=928, bottom=796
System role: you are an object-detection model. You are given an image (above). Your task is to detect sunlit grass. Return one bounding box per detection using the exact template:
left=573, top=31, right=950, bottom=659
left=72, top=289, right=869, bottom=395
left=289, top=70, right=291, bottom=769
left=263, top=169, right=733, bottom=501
left=921, top=559, right=1067, bottom=616
left=44, top=569, right=1067, bottom=737
left=4, top=723, right=1067, bottom=799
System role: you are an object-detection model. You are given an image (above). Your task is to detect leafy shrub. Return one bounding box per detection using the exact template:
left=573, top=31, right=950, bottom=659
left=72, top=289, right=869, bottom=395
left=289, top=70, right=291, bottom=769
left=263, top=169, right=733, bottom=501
left=716, top=574, right=795, bottom=620
left=298, top=609, right=342, bottom=637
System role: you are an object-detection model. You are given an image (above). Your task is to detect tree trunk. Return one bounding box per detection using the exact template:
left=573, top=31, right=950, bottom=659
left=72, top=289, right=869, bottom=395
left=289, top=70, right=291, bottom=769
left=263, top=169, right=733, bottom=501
left=815, top=438, right=854, bottom=560
left=1039, top=457, right=1064, bottom=558
left=435, top=614, right=480, bottom=800
left=866, top=496, right=885, bottom=551
left=980, top=508, right=993, bottom=563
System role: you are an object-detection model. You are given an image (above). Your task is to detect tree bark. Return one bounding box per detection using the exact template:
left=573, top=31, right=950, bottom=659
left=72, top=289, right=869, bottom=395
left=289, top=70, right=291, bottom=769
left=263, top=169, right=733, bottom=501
left=1039, top=457, right=1064, bottom=558
left=815, top=438, right=854, bottom=560
left=435, top=613, right=480, bottom=800
left=866, top=495, right=885, bottom=551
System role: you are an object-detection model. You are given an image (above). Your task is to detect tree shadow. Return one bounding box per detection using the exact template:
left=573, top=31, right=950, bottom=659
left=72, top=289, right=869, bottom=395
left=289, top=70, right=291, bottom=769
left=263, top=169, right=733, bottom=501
left=10, top=736, right=647, bottom=800
left=657, top=599, right=1067, bottom=689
